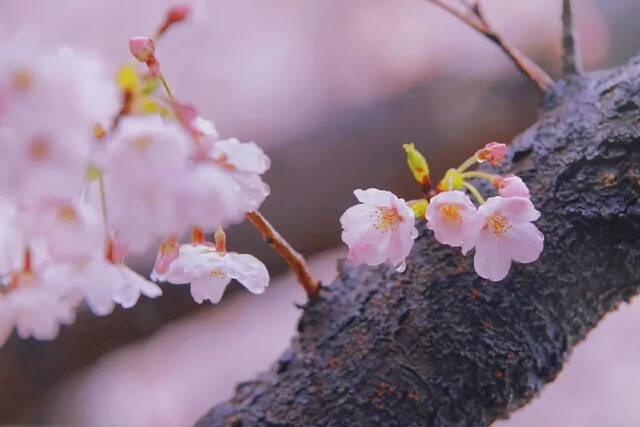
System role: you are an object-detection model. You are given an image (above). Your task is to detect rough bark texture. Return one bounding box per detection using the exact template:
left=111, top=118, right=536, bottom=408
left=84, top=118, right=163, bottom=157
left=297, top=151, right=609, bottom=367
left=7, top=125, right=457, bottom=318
left=197, top=58, right=640, bottom=426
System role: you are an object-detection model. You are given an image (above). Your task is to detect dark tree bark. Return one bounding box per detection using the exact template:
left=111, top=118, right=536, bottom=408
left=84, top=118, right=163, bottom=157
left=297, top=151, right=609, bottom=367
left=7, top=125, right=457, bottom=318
left=196, top=56, right=640, bottom=426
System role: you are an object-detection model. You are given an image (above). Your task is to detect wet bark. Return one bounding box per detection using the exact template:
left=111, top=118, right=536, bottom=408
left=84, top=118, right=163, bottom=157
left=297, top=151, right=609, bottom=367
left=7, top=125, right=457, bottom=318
left=197, top=58, right=640, bottom=426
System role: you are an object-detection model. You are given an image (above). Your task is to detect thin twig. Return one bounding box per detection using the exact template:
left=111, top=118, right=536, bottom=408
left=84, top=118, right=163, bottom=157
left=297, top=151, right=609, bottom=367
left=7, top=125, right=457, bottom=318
left=426, top=0, right=554, bottom=93
left=246, top=211, right=320, bottom=299
left=561, top=0, right=582, bottom=75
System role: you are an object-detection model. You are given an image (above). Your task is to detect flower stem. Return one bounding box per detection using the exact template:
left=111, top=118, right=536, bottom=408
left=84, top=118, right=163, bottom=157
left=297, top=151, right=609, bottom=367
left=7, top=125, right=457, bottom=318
left=159, top=73, right=174, bottom=101
left=97, top=173, right=110, bottom=237
left=461, top=171, right=497, bottom=182
left=246, top=210, right=319, bottom=299
left=462, top=181, right=486, bottom=205
left=456, top=154, right=479, bottom=173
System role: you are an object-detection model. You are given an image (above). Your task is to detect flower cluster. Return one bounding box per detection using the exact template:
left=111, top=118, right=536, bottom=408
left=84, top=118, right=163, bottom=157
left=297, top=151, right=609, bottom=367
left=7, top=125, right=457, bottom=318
left=340, top=142, right=544, bottom=281
left=0, top=9, right=272, bottom=347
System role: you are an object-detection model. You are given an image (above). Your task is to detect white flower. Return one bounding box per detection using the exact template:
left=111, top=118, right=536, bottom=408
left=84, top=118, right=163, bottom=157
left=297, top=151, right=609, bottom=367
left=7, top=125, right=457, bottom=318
left=184, top=138, right=270, bottom=231
left=158, top=244, right=269, bottom=304
left=102, top=115, right=192, bottom=254
left=426, top=190, right=478, bottom=248
left=46, top=260, right=162, bottom=316
left=0, top=43, right=118, bottom=205
left=19, top=199, right=104, bottom=263
left=462, top=196, right=544, bottom=281
left=340, top=188, right=418, bottom=267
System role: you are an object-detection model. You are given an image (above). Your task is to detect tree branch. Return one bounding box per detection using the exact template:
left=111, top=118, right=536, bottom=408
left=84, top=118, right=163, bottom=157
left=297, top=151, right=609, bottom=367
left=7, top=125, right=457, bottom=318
left=427, top=0, right=554, bottom=93
left=197, top=55, right=640, bottom=426
left=562, top=0, right=582, bottom=75
left=246, top=211, right=319, bottom=298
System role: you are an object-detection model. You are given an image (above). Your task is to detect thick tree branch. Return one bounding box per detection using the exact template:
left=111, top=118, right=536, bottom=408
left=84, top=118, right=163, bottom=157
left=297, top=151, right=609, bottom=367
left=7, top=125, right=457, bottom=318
left=562, top=0, right=582, bottom=75
left=197, top=56, right=640, bottom=426
left=427, top=0, right=554, bottom=93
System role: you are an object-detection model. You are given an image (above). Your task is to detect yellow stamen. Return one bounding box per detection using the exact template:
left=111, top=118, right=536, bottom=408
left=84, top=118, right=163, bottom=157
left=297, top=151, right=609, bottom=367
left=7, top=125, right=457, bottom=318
left=374, top=207, right=401, bottom=232
left=210, top=268, right=225, bottom=278
left=439, top=203, right=462, bottom=223
left=487, top=214, right=511, bottom=236
left=11, top=69, right=34, bottom=92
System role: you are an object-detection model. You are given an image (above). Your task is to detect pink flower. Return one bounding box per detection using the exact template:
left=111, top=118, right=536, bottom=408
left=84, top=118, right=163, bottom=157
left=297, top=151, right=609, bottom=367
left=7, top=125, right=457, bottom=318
left=0, top=45, right=118, bottom=205
left=172, top=101, right=218, bottom=140
left=462, top=196, right=544, bottom=282
left=476, top=142, right=507, bottom=166
left=1, top=284, right=76, bottom=342
left=20, top=199, right=104, bottom=263
left=102, top=115, right=192, bottom=253
left=183, top=138, right=270, bottom=231
left=426, top=190, right=478, bottom=247
left=0, top=266, right=76, bottom=345
left=340, top=188, right=418, bottom=267
left=158, top=244, right=269, bottom=304
left=129, top=37, right=155, bottom=62
left=48, top=260, right=163, bottom=315
left=495, top=175, right=530, bottom=198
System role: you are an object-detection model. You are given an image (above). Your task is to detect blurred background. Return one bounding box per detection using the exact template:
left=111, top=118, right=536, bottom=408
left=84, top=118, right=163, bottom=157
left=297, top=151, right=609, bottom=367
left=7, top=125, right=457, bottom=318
left=1, top=0, right=640, bottom=425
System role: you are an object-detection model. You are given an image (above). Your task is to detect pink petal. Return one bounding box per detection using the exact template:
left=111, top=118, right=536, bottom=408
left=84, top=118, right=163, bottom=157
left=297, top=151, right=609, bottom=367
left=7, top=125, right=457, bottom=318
left=506, top=223, right=544, bottom=264
left=473, top=231, right=513, bottom=282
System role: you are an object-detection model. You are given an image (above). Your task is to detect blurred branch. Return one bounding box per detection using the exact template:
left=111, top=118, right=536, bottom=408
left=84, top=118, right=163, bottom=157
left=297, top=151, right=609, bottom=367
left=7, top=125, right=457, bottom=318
left=247, top=211, right=319, bottom=298
left=562, top=0, right=582, bottom=75
left=426, top=0, right=554, bottom=93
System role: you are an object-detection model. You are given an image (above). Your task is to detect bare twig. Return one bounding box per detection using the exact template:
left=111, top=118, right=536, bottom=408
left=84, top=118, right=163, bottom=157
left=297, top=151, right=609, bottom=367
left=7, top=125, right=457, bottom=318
left=562, top=0, right=582, bottom=75
left=247, top=210, right=319, bottom=298
left=426, top=0, right=554, bottom=93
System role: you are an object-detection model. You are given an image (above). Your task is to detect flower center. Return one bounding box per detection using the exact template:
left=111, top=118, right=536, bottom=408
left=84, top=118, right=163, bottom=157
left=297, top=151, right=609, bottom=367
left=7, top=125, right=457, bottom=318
left=57, top=205, right=78, bottom=222
left=28, top=136, right=51, bottom=161
left=439, top=203, right=461, bottom=223
left=375, top=207, right=401, bottom=232
left=11, top=69, right=34, bottom=92
left=210, top=268, right=226, bottom=278
left=487, top=214, right=511, bottom=236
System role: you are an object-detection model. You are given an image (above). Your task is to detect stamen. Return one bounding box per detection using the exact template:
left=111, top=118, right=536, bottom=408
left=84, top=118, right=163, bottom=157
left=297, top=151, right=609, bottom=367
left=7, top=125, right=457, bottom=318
left=487, top=215, right=511, bottom=236
left=210, top=268, right=225, bottom=278
left=374, top=207, right=401, bottom=233
left=439, top=204, right=462, bottom=223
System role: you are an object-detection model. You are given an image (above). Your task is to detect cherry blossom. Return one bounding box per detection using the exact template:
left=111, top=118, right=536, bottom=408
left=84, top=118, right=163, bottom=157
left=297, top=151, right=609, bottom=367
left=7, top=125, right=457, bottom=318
left=19, top=199, right=104, bottom=263
left=0, top=44, right=118, bottom=205
left=462, top=196, right=543, bottom=281
left=0, top=284, right=76, bottom=343
left=495, top=175, right=530, bottom=198
left=129, top=37, right=155, bottom=62
left=340, top=188, right=418, bottom=267
left=101, top=115, right=192, bottom=253
left=426, top=190, right=478, bottom=247
left=184, top=138, right=270, bottom=231
left=48, top=260, right=163, bottom=316
left=156, top=244, right=269, bottom=304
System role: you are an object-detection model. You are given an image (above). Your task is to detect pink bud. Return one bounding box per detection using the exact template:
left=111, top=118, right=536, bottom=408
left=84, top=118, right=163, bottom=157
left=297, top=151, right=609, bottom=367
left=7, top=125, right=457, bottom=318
left=156, top=4, right=191, bottom=37
left=129, top=37, right=156, bottom=62
left=476, top=142, right=507, bottom=166
left=167, top=5, right=190, bottom=23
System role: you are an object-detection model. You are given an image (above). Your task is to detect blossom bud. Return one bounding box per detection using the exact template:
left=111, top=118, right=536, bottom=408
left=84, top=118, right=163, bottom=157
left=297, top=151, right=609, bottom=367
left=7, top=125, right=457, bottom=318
left=476, top=142, right=507, bottom=166
left=408, top=199, right=429, bottom=218
left=403, top=143, right=430, bottom=185
left=437, top=168, right=464, bottom=192
left=129, top=37, right=156, bottom=62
